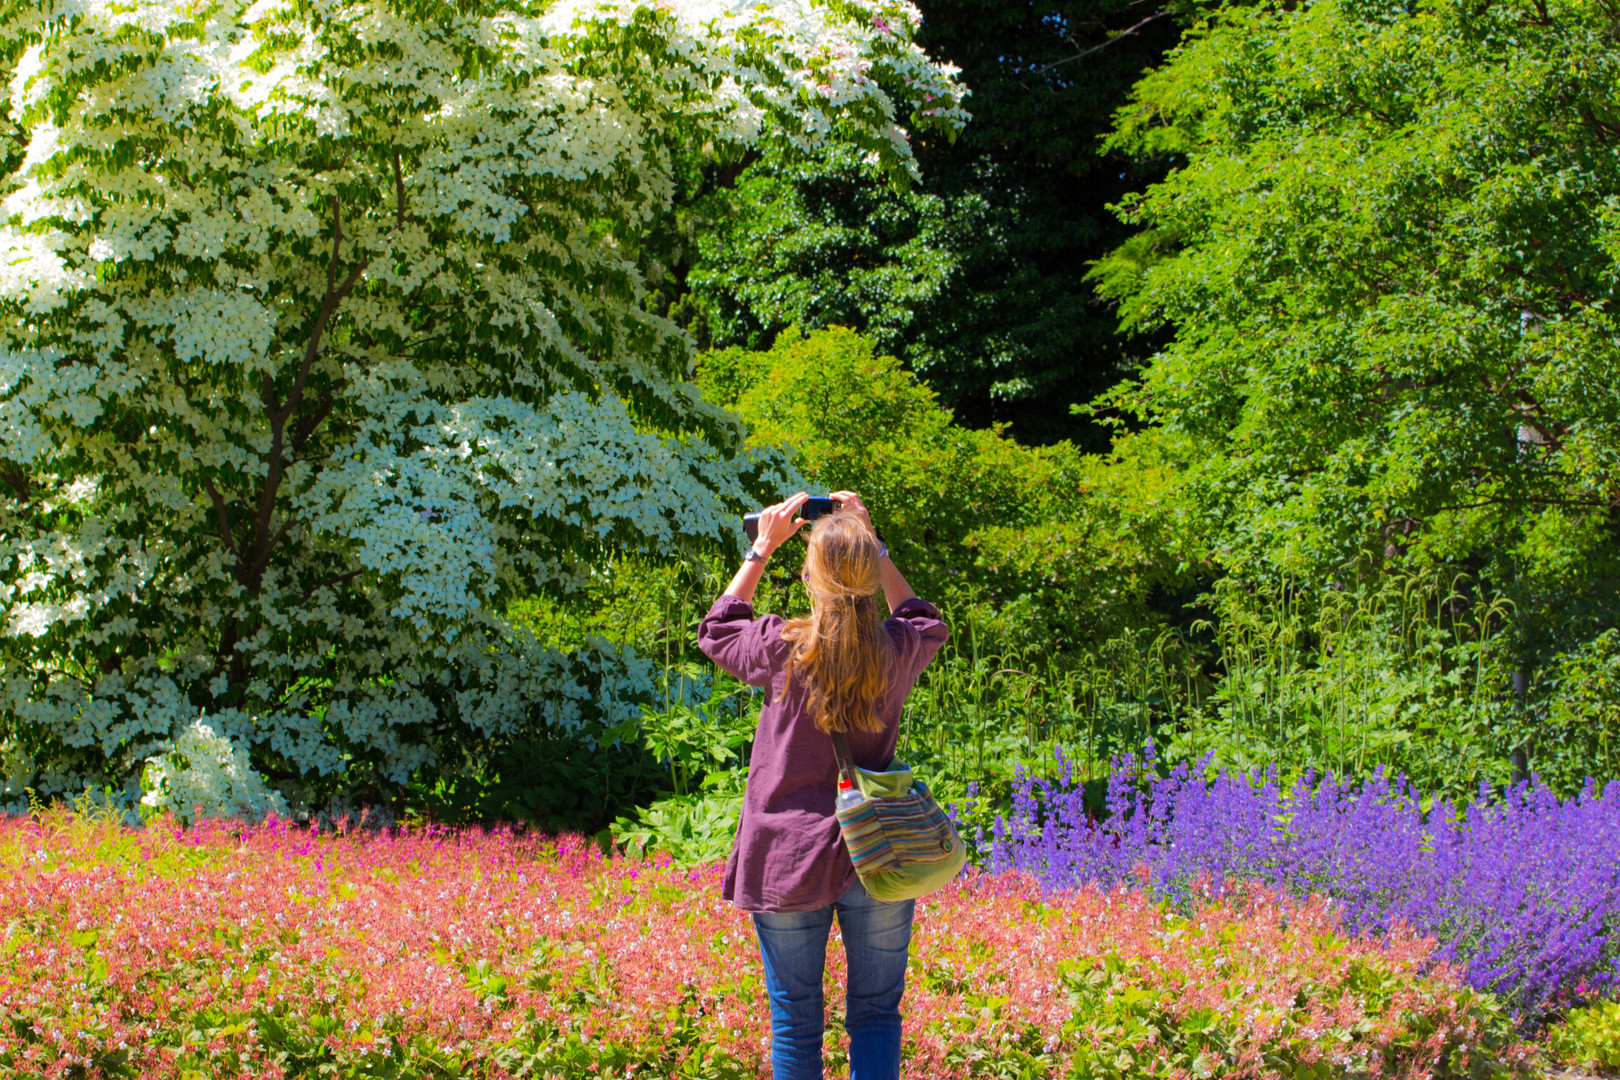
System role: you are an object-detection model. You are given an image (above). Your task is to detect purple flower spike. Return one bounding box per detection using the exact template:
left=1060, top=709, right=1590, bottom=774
left=983, top=749, right=1620, bottom=1018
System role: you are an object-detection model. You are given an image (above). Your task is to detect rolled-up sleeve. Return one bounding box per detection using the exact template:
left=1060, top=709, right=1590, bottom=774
left=697, top=595, right=786, bottom=688
left=888, top=597, right=949, bottom=679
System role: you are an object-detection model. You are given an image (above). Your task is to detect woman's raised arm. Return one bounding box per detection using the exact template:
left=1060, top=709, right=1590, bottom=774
left=721, top=491, right=811, bottom=603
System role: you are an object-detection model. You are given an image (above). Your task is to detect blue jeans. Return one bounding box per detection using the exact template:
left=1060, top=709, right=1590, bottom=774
left=751, top=876, right=915, bottom=1080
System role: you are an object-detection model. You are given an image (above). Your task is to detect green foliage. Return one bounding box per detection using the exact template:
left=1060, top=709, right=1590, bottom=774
left=893, top=618, right=1198, bottom=815
left=700, top=326, right=1043, bottom=606
left=1541, top=628, right=1620, bottom=788
left=603, top=695, right=751, bottom=862
left=506, top=556, right=689, bottom=655
left=401, top=721, right=664, bottom=836
left=1058, top=946, right=1527, bottom=1080
left=637, top=666, right=754, bottom=800
left=1090, top=0, right=1620, bottom=786
left=1096, top=0, right=1620, bottom=591
left=697, top=327, right=1195, bottom=657
left=1165, top=573, right=1521, bottom=793
left=686, top=142, right=970, bottom=360
left=611, top=785, right=746, bottom=866
left=1551, top=998, right=1620, bottom=1071
left=676, top=0, right=1187, bottom=447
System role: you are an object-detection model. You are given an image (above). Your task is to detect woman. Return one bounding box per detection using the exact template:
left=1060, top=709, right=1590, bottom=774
left=698, top=489, right=949, bottom=1080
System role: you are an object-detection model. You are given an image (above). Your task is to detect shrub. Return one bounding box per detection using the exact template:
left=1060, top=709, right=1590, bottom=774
left=0, top=809, right=1533, bottom=1079
left=695, top=327, right=1196, bottom=659
left=1550, top=999, right=1620, bottom=1072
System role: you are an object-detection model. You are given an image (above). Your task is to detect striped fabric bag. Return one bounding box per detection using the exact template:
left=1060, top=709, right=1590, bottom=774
left=831, top=730, right=967, bottom=902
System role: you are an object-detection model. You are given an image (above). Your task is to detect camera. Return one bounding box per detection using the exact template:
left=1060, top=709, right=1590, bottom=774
left=744, top=497, right=840, bottom=541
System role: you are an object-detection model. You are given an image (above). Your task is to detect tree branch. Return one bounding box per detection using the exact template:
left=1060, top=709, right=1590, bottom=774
left=1040, top=13, right=1167, bottom=71
left=290, top=394, right=335, bottom=455
left=201, top=476, right=237, bottom=557
left=1433, top=492, right=1612, bottom=513
left=1581, top=105, right=1620, bottom=144
left=326, top=195, right=342, bottom=297
left=300, top=568, right=364, bottom=604
left=394, top=332, right=449, bottom=356
left=394, top=151, right=407, bottom=229
left=0, top=464, right=32, bottom=504
left=245, top=195, right=369, bottom=591
left=266, top=515, right=301, bottom=553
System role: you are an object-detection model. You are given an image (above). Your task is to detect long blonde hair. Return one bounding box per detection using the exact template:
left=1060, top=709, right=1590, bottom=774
left=781, top=510, right=890, bottom=733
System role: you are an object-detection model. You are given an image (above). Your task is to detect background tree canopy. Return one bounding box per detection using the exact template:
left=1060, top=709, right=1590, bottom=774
left=674, top=0, right=1185, bottom=448
left=646, top=0, right=1620, bottom=799
left=1092, top=0, right=1620, bottom=780
left=6, top=0, right=1619, bottom=829
left=694, top=327, right=1192, bottom=656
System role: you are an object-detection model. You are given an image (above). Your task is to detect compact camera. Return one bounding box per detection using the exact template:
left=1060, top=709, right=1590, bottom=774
left=743, top=497, right=840, bottom=542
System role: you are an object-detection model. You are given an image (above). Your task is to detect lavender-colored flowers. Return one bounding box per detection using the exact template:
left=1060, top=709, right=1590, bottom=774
left=984, top=744, right=1620, bottom=1019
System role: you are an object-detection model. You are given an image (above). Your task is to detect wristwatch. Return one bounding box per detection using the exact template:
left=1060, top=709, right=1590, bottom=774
left=744, top=544, right=769, bottom=563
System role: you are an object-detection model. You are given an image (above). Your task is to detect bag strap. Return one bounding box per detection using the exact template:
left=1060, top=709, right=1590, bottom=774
left=829, top=728, right=858, bottom=788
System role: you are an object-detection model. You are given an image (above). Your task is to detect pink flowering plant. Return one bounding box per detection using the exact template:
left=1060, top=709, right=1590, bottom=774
left=0, top=809, right=1535, bottom=1079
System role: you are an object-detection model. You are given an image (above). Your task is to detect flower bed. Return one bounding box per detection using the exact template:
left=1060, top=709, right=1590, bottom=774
left=1, top=811, right=1532, bottom=1079
left=985, top=749, right=1620, bottom=1018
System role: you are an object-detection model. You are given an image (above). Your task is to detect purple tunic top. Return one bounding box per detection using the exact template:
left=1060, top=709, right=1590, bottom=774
left=697, top=594, right=949, bottom=913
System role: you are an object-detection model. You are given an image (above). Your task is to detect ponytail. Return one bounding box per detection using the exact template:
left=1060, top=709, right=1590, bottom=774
left=780, top=511, right=889, bottom=733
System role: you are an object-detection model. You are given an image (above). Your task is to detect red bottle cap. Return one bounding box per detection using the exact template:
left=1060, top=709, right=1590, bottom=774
left=838, top=777, right=853, bottom=790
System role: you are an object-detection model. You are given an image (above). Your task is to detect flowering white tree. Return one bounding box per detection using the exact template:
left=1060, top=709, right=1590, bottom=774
left=0, top=0, right=966, bottom=813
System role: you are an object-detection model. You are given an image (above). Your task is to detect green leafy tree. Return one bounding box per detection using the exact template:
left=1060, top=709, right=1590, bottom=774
left=686, top=142, right=973, bottom=362
left=680, top=0, right=1186, bottom=448
left=1094, top=0, right=1620, bottom=781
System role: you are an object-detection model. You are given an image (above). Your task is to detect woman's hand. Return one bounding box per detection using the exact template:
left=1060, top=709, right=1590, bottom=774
left=753, top=491, right=812, bottom=556
left=722, top=492, right=809, bottom=603
left=831, top=490, right=874, bottom=535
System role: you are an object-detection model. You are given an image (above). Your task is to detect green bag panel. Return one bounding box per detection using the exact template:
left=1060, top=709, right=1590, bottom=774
left=851, top=759, right=916, bottom=799
left=857, top=830, right=967, bottom=903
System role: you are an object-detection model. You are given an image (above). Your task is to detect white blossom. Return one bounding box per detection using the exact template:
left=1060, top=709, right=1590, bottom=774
left=0, top=0, right=961, bottom=807
left=139, top=719, right=291, bottom=824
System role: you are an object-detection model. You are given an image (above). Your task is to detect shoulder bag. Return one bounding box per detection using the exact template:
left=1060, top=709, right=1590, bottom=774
left=830, top=729, right=967, bottom=902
